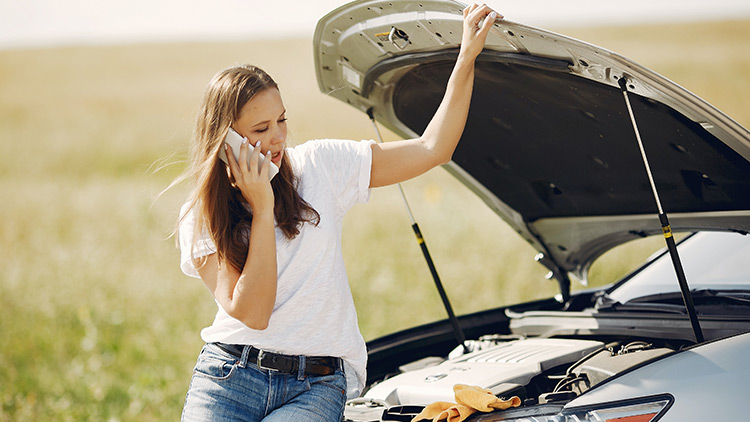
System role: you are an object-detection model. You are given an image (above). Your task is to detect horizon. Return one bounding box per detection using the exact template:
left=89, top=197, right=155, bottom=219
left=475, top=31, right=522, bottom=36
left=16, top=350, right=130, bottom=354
left=2, top=0, right=750, bottom=50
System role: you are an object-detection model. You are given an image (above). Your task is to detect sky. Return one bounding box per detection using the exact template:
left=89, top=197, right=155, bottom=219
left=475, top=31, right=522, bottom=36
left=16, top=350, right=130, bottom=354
left=2, top=0, right=750, bottom=50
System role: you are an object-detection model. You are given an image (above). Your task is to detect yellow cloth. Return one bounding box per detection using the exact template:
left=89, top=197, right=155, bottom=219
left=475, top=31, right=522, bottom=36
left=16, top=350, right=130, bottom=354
left=411, top=384, right=522, bottom=422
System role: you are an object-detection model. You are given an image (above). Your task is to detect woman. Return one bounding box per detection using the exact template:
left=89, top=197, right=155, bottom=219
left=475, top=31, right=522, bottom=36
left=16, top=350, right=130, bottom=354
left=179, top=4, right=500, bottom=421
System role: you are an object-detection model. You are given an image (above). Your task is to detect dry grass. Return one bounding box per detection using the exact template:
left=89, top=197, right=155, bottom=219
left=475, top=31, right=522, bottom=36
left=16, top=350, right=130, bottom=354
left=0, top=19, right=748, bottom=421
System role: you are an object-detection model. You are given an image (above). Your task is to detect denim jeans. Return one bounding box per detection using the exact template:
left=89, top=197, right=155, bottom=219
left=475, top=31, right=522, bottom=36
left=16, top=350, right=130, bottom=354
left=181, top=343, right=347, bottom=422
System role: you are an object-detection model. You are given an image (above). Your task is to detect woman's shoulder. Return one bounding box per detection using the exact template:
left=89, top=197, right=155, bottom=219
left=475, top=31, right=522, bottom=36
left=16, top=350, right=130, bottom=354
left=290, top=138, right=358, bottom=153
left=288, top=139, right=374, bottom=163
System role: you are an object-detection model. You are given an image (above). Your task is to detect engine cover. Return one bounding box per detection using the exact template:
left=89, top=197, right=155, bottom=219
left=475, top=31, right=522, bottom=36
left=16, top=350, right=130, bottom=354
left=364, top=338, right=603, bottom=405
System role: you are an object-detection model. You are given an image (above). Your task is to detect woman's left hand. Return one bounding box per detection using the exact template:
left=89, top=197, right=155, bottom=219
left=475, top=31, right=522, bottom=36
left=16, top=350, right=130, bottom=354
left=460, top=4, right=502, bottom=60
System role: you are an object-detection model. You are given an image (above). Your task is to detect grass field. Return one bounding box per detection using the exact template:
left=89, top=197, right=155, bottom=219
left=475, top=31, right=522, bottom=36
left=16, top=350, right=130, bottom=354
left=1, top=19, right=748, bottom=421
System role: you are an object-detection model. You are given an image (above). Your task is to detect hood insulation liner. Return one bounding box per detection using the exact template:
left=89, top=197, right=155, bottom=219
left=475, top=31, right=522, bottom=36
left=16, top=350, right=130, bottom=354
left=392, top=55, right=750, bottom=222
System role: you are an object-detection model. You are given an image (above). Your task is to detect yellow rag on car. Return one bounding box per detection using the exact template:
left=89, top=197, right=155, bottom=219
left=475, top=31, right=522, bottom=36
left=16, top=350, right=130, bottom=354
left=411, top=384, right=522, bottom=422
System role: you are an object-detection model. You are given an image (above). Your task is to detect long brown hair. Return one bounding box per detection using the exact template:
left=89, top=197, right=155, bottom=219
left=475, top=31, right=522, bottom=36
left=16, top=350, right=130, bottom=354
left=183, top=64, right=319, bottom=272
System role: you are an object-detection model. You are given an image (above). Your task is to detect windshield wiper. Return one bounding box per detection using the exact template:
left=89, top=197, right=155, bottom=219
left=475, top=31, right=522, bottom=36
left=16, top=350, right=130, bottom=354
left=713, top=291, right=750, bottom=304
left=604, top=302, right=688, bottom=314
left=598, top=289, right=750, bottom=314
left=635, top=289, right=750, bottom=305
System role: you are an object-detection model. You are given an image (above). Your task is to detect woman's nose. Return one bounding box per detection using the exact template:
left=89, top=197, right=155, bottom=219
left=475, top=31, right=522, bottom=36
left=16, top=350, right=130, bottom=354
left=271, top=126, right=285, bottom=144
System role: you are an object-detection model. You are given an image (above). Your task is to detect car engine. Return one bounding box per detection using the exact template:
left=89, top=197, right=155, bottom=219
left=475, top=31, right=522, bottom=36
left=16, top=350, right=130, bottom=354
left=344, top=336, right=674, bottom=422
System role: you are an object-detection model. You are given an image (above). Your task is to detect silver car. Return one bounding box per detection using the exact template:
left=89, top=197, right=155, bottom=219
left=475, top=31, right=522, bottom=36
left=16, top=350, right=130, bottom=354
left=314, top=1, right=750, bottom=420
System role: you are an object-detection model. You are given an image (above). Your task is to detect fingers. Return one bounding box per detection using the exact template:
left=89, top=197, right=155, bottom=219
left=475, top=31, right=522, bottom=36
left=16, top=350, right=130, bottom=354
left=460, top=3, right=502, bottom=59
left=224, top=139, right=266, bottom=181
left=237, top=138, right=250, bottom=173
left=224, top=143, right=240, bottom=177
left=259, top=150, right=272, bottom=179
left=222, top=134, right=274, bottom=209
left=247, top=141, right=274, bottom=181
left=478, top=10, right=498, bottom=36
left=464, top=3, right=502, bottom=34
left=246, top=140, right=262, bottom=175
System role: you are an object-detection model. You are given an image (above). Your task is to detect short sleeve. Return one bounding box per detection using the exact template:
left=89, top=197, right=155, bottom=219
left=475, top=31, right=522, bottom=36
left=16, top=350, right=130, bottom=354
left=335, top=139, right=375, bottom=210
left=178, top=202, right=217, bottom=278
left=294, top=139, right=375, bottom=212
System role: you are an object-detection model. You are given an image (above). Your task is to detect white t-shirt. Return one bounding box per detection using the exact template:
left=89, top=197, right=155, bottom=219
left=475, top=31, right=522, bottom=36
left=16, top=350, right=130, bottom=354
left=179, top=138, right=374, bottom=398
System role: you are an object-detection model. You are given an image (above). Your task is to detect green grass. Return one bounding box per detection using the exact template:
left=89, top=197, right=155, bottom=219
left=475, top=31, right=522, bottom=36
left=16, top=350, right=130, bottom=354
left=1, top=19, right=748, bottom=421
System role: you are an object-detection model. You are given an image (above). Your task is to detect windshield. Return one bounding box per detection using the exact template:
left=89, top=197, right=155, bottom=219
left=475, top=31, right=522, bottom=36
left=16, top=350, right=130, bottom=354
left=606, top=231, right=750, bottom=304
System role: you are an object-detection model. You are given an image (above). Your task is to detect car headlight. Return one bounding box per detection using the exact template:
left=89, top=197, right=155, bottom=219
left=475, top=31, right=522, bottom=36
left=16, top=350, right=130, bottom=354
left=487, top=395, right=672, bottom=422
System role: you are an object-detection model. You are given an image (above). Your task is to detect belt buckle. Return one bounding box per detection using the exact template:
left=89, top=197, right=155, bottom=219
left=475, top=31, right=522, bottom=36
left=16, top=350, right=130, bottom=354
left=256, top=349, right=277, bottom=372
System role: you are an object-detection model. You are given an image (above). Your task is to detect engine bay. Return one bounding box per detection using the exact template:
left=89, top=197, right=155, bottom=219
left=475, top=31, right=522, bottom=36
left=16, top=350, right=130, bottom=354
left=344, top=336, right=676, bottom=422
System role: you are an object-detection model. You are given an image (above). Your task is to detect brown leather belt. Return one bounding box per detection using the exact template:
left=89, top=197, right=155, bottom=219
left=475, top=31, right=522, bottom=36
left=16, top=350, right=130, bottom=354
left=213, top=343, right=342, bottom=376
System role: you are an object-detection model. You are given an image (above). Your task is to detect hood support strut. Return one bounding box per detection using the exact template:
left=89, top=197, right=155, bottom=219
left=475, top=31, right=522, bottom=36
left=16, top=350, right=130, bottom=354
left=619, top=77, right=705, bottom=343
left=367, top=107, right=469, bottom=354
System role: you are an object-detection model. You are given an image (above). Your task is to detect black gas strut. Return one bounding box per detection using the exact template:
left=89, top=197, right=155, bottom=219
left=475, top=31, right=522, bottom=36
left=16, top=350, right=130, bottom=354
left=367, top=107, right=469, bottom=354
left=618, top=77, right=705, bottom=343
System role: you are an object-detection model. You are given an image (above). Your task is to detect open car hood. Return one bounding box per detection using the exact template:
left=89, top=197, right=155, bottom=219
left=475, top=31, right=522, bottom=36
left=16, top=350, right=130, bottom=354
left=313, top=0, right=750, bottom=283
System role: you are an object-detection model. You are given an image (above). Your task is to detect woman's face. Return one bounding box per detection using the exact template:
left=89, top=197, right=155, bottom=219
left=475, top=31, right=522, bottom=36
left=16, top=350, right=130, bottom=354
left=233, top=87, right=287, bottom=168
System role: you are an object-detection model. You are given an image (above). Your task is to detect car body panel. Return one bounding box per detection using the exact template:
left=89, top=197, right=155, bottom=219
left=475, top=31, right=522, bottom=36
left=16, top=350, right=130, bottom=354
left=565, top=332, right=750, bottom=420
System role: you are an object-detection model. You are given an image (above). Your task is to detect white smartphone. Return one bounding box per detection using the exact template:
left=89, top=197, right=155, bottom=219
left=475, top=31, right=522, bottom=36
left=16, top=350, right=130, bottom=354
left=218, top=127, right=279, bottom=180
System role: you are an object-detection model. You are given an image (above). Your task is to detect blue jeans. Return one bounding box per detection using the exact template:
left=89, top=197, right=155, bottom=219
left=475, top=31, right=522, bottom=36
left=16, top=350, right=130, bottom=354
left=181, top=343, right=347, bottom=422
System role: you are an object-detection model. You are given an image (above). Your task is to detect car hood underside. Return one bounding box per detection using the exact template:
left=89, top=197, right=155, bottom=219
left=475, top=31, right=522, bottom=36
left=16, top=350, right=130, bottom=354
left=314, top=0, right=750, bottom=281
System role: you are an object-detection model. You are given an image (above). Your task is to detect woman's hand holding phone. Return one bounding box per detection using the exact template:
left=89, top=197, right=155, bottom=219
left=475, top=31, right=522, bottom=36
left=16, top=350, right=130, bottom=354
left=221, top=128, right=277, bottom=213
left=219, top=128, right=279, bottom=180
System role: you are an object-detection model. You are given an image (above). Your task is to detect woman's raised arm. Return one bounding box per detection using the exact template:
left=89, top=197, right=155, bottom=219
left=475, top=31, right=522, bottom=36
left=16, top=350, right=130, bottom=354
left=369, top=4, right=500, bottom=188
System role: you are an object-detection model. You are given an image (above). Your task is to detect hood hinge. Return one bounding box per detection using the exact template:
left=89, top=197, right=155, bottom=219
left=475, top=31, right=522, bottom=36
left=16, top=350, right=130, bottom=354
left=535, top=251, right=571, bottom=304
